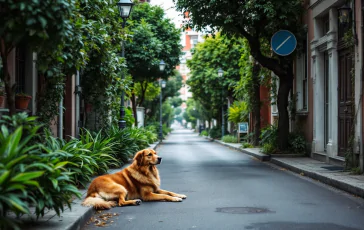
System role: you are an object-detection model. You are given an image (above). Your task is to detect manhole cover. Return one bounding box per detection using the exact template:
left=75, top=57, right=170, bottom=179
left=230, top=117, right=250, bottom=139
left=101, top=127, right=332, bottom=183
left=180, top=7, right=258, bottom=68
left=216, top=207, right=271, bottom=214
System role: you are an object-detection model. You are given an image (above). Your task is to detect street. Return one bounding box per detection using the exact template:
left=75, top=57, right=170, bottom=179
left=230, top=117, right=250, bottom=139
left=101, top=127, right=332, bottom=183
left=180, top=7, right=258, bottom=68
left=83, top=129, right=364, bottom=230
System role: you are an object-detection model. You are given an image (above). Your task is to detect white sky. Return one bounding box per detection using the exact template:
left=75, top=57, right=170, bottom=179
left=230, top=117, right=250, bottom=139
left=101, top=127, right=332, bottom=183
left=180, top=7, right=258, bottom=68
left=150, top=0, right=182, bottom=28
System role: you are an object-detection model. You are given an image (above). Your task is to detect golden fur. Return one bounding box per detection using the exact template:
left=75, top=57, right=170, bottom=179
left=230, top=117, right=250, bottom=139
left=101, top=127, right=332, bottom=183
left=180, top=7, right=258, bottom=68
left=82, top=149, right=187, bottom=209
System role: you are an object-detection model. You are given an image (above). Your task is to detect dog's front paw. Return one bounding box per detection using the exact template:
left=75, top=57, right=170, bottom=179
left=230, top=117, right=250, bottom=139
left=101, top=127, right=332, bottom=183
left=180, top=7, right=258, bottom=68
left=134, top=199, right=142, bottom=205
left=177, top=194, right=187, bottom=199
left=171, top=197, right=183, bottom=202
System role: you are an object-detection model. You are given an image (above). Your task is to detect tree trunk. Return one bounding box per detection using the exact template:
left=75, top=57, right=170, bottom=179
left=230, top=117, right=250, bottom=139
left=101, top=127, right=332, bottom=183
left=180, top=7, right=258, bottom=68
left=137, top=81, right=148, bottom=106
left=244, top=34, right=294, bottom=150
left=277, top=75, right=293, bottom=150
left=131, top=92, right=138, bottom=127
left=252, top=63, right=261, bottom=146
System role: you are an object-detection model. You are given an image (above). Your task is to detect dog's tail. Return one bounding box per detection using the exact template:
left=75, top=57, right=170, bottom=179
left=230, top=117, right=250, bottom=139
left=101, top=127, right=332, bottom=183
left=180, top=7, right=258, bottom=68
left=82, top=195, right=116, bottom=210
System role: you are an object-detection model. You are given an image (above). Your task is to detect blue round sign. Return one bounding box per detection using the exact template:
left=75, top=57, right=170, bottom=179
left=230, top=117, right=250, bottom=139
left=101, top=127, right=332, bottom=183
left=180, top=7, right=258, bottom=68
left=271, top=30, right=297, bottom=56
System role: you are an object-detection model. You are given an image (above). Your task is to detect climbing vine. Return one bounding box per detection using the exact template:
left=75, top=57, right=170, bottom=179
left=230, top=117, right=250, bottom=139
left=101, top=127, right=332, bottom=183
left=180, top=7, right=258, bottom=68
left=343, top=28, right=360, bottom=172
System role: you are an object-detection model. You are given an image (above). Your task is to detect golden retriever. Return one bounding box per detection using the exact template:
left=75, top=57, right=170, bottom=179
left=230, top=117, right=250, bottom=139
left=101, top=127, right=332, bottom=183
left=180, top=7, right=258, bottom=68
left=82, top=148, right=187, bottom=209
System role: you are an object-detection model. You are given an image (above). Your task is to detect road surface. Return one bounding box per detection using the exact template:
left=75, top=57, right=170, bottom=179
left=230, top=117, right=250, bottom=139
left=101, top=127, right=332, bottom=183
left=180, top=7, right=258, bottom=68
left=83, top=129, right=364, bottom=230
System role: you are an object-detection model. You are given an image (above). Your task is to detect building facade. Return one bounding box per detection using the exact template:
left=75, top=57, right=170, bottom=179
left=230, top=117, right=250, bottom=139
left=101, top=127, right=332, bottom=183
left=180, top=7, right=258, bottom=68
left=287, top=0, right=364, bottom=171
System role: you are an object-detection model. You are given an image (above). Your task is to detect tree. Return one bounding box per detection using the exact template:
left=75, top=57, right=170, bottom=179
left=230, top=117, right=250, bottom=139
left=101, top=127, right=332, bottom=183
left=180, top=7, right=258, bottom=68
left=186, top=33, right=242, bottom=127
left=0, top=0, right=75, bottom=115
left=58, top=0, right=132, bottom=130
left=183, top=98, right=199, bottom=128
left=174, top=0, right=306, bottom=149
left=142, top=71, right=183, bottom=124
left=125, top=2, right=182, bottom=126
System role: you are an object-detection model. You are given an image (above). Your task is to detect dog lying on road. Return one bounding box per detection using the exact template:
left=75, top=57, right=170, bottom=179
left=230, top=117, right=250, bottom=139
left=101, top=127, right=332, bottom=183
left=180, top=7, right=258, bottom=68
left=82, top=148, right=187, bottom=209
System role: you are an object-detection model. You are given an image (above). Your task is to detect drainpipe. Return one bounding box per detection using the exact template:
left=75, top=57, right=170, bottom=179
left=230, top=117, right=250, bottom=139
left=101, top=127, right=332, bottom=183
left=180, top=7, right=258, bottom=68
left=58, top=84, right=63, bottom=139
left=75, top=70, right=81, bottom=138
left=360, top=0, right=364, bottom=173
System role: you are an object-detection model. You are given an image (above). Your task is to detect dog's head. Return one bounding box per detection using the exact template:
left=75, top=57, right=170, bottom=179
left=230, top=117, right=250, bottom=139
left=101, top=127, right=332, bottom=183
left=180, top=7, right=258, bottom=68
left=133, top=149, right=162, bottom=167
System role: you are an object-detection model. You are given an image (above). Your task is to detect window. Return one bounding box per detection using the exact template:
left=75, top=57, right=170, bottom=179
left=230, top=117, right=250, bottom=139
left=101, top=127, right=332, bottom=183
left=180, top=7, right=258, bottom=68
left=295, top=34, right=308, bottom=111
left=190, top=35, right=198, bottom=47
left=322, top=15, right=330, bottom=35
left=302, top=37, right=308, bottom=110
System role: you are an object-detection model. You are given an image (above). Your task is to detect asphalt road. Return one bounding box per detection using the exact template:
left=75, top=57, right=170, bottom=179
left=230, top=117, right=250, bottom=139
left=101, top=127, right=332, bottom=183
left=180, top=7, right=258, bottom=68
left=83, top=129, right=364, bottom=230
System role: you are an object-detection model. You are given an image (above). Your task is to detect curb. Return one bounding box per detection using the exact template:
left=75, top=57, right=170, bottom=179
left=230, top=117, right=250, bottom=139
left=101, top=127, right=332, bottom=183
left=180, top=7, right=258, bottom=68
left=66, top=141, right=162, bottom=230
left=206, top=136, right=364, bottom=199
left=65, top=205, right=94, bottom=230
left=271, top=158, right=364, bottom=199
left=211, top=139, right=270, bottom=161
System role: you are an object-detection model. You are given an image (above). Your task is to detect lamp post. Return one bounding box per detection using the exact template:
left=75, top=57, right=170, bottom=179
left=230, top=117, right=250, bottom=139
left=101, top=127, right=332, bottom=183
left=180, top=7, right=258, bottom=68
left=117, top=0, right=134, bottom=129
left=159, top=60, right=166, bottom=141
left=218, top=68, right=224, bottom=138
left=338, top=3, right=351, bottom=25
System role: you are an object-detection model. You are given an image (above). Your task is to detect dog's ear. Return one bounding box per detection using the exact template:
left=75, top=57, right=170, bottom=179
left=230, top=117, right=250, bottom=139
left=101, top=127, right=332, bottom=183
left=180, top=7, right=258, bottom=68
left=133, top=150, right=144, bottom=166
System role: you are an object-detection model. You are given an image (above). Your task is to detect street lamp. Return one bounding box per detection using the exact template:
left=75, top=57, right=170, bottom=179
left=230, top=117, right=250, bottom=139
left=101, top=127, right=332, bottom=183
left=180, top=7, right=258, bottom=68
left=338, top=3, right=351, bottom=25
left=117, top=0, right=134, bottom=129
left=218, top=68, right=224, bottom=138
left=159, top=60, right=166, bottom=141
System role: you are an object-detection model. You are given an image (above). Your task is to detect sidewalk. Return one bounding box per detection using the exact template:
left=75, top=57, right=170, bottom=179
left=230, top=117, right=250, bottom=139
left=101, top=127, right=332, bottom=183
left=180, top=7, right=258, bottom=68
left=211, top=138, right=364, bottom=199
left=13, top=141, right=160, bottom=230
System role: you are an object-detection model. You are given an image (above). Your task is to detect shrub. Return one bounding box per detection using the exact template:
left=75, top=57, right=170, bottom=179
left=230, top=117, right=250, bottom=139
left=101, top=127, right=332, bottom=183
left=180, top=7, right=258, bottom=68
left=200, top=130, right=208, bottom=136
left=261, top=143, right=277, bottom=154
left=259, top=125, right=278, bottom=146
left=162, top=124, right=172, bottom=136
left=228, top=101, right=249, bottom=124
left=0, top=126, right=81, bottom=230
left=222, top=135, right=238, bottom=143
left=105, top=126, right=150, bottom=162
left=209, top=126, right=221, bottom=139
left=288, top=132, right=306, bottom=154
left=79, top=129, right=119, bottom=174
left=44, top=134, right=97, bottom=188
left=241, top=142, right=254, bottom=148
left=143, top=126, right=158, bottom=143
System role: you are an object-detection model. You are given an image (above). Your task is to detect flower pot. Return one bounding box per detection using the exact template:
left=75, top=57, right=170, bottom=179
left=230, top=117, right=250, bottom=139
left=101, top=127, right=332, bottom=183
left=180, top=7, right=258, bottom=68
left=0, top=96, right=4, bottom=108
left=15, top=95, right=32, bottom=110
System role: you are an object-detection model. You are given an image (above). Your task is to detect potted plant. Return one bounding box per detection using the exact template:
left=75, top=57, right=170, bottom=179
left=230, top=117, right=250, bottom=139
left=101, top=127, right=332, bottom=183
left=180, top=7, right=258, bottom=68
left=15, top=92, right=32, bottom=110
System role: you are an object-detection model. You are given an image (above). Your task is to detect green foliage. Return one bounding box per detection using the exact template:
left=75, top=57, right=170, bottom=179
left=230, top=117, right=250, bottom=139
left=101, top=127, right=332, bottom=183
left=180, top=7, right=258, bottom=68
left=0, top=125, right=81, bottom=230
left=0, top=0, right=76, bottom=115
left=0, top=113, right=159, bottom=228
left=143, top=126, right=158, bottom=144
left=44, top=135, right=96, bottom=188
left=261, top=143, right=277, bottom=154
left=200, top=130, right=209, bottom=137
left=126, top=3, right=182, bottom=80
left=228, top=101, right=249, bottom=124
left=209, top=126, right=221, bottom=139
left=142, top=72, right=183, bottom=124
left=241, top=142, right=254, bottom=148
left=259, top=125, right=278, bottom=147
left=105, top=125, right=150, bottom=162
left=0, top=0, right=75, bottom=52
left=135, top=81, right=161, bottom=102
left=186, top=33, right=243, bottom=122
left=162, top=124, right=172, bottom=136
left=234, top=39, right=270, bottom=113
left=259, top=125, right=278, bottom=154
left=222, top=135, right=238, bottom=143
left=126, top=3, right=182, bottom=124
left=288, top=132, right=306, bottom=154
left=174, top=0, right=306, bottom=150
